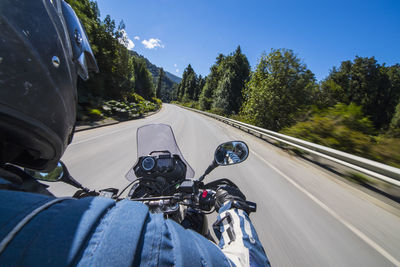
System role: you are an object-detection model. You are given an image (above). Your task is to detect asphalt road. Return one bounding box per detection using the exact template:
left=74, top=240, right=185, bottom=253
left=45, top=104, right=400, bottom=266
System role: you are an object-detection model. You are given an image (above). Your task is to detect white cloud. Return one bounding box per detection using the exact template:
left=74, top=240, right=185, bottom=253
left=126, top=39, right=135, bottom=50
left=134, top=36, right=140, bottom=40
left=174, top=64, right=177, bottom=67
left=142, top=38, right=165, bottom=49
left=118, top=29, right=135, bottom=50
left=176, top=69, right=179, bottom=73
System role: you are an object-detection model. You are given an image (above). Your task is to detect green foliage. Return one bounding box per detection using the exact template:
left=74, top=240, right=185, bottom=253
left=320, top=58, right=400, bottom=129
left=179, top=101, right=200, bottom=109
left=66, top=0, right=155, bottom=112
left=240, top=48, right=316, bottom=131
left=282, top=103, right=374, bottom=155
left=326, top=103, right=375, bottom=134
left=199, top=57, right=222, bottom=110
left=156, top=68, right=165, bottom=98
left=88, top=108, right=103, bottom=120
left=370, top=137, right=400, bottom=168
left=151, top=97, right=163, bottom=108
left=388, top=100, right=400, bottom=137
left=281, top=103, right=400, bottom=168
left=129, top=51, right=179, bottom=102
left=178, top=64, right=197, bottom=101
left=195, top=75, right=205, bottom=101
left=212, top=46, right=250, bottom=115
left=348, top=173, right=376, bottom=186
left=132, top=57, right=155, bottom=99
left=124, top=92, right=145, bottom=103
left=102, top=98, right=159, bottom=120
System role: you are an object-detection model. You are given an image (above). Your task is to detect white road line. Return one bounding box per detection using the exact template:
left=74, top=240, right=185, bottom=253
left=252, top=150, right=400, bottom=267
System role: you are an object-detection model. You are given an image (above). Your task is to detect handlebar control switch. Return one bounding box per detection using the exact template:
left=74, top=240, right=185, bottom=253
left=199, top=189, right=215, bottom=211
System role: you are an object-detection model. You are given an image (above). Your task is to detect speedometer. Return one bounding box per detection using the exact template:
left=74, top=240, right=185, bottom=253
left=142, top=157, right=155, bottom=171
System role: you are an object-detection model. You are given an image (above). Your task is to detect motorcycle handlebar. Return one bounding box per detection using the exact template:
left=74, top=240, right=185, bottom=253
left=86, top=178, right=256, bottom=214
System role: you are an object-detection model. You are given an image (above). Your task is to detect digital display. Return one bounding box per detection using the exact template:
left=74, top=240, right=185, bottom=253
left=157, top=158, right=173, bottom=169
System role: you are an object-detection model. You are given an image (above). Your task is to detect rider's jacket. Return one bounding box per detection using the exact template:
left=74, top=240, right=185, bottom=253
left=0, top=178, right=270, bottom=266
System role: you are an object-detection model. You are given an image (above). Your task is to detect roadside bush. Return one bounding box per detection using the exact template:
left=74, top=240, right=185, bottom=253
left=281, top=103, right=400, bottom=168
left=151, top=97, right=163, bottom=108
left=124, top=92, right=145, bottom=103
left=284, top=116, right=373, bottom=154
left=102, top=100, right=140, bottom=119
left=370, top=137, right=400, bottom=168
left=88, top=108, right=103, bottom=120
left=209, top=107, right=225, bottom=116
left=281, top=103, right=374, bottom=156
left=178, top=101, right=200, bottom=109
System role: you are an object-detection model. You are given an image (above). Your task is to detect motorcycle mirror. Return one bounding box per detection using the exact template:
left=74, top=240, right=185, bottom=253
left=198, top=141, right=249, bottom=182
left=31, top=162, right=64, bottom=182
left=31, top=161, right=89, bottom=192
left=214, top=141, right=249, bottom=166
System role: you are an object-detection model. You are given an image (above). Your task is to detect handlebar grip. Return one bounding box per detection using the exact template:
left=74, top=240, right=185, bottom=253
left=245, top=201, right=257, bottom=213
left=232, top=200, right=257, bottom=214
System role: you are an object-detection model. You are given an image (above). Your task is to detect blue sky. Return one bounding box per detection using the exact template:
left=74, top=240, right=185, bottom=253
left=96, top=0, right=400, bottom=81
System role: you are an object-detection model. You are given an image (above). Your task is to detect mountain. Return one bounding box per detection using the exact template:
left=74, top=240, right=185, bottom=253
left=129, top=51, right=181, bottom=102
left=165, top=71, right=181, bottom=84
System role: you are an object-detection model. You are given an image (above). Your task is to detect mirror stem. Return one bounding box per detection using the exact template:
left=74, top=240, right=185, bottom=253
left=198, top=160, right=218, bottom=182
left=62, top=174, right=88, bottom=192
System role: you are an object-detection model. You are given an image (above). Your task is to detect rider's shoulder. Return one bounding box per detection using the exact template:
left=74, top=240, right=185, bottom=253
left=0, top=192, right=231, bottom=266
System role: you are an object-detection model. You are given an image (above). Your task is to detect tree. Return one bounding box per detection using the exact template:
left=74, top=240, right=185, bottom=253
left=241, top=48, right=316, bottom=131
left=66, top=0, right=159, bottom=104
left=389, top=100, right=400, bottom=137
left=133, top=58, right=154, bottom=99
left=199, top=54, right=225, bottom=110
left=194, top=75, right=205, bottom=101
left=321, top=57, right=400, bottom=129
left=177, top=64, right=197, bottom=102
left=156, top=68, right=165, bottom=99
left=213, top=46, right=250, bottom=115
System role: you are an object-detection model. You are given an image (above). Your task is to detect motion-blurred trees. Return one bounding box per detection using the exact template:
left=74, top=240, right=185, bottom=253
left=320, top=57, right=400, bottom=129
left=282, top=103, right=374, bottom=155
left=240, top=49, right=316, bottom=131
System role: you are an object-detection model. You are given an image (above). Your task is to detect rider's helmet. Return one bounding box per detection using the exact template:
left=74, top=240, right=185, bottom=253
left=233, top=143, right=246, bottom=159
left=0, top=0, right=98, bottom=171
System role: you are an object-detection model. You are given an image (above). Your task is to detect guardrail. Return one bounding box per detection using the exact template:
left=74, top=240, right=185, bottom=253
left=178, top=105, right=400, bottom=188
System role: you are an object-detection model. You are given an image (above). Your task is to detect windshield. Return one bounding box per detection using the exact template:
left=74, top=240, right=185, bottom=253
left=125, top=124, right=194, bottom=181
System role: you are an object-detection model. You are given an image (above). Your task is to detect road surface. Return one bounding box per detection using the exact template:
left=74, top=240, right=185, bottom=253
left=46, top=104, right=400, bottom=266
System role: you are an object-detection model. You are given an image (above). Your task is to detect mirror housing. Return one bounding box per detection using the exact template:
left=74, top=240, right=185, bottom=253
left=214, top=141, right=249, bottom=166
left=29, top=161, right=89, bottom=192
left=32, top=162, right=64, bottom=182
left=198, top=141, right=249, bottom=182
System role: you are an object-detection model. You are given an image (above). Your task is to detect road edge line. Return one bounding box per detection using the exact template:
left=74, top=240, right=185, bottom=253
left=252, top=150, right=400, bottom=266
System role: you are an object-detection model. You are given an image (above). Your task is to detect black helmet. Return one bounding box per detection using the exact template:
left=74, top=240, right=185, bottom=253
left=0, top=0, right=98, bottom=171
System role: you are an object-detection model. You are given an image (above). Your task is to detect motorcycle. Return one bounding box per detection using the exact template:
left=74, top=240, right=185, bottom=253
left=33, top=124, right=256, bottom=239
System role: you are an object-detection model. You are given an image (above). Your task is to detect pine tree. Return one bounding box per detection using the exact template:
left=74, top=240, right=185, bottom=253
left=156, top=68, right=165, bottom=99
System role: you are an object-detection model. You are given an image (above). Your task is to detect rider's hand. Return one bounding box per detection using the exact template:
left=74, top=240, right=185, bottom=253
left=214, top=185, right=247, bottom=212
